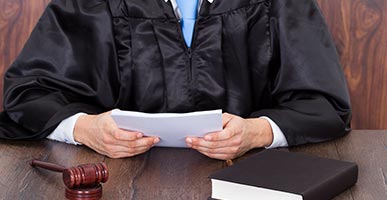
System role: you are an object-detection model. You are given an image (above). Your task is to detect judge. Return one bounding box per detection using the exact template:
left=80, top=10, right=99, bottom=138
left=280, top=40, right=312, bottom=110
left=0, top=0, right=351, bottom=160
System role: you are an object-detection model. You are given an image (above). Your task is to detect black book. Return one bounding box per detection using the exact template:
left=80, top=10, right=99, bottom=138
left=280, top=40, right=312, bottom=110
left=209, top=150, right=358, bottom=200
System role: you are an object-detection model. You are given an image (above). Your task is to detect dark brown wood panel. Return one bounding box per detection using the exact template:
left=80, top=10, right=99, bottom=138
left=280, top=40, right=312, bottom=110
left=335, top=130, right=387, bottom=200
left=0, top=0, right=51, bottom=108
left=317, top=0, right=387, bottom=129
left=131, top=148, right=223, bottom=200
left=1, top=0, right=386, bottom=128
left=0, top=130, right=386, bottom=199
left=0, top=140, right=105, bottom=199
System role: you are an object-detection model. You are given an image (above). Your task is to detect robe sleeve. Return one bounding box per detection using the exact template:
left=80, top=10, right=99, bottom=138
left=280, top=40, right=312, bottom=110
left=0, top=0, right=119, bottom=139
left=251, top=0, right=352, bottom=146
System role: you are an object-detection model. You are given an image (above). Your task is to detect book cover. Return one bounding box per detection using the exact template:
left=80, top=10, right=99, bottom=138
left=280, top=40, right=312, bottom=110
left=210, top=149, right=358, bottom=200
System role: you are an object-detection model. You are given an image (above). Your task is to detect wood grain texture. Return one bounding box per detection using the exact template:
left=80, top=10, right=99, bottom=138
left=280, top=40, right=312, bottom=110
left=0, top=0, right=386, bottom=128
left=0, top=0, right=51, bottom=108
left=1, top=130, right=386, bottom=199
left=130, top=148, right=223, bottom=200
left=335, top=130, right=387, bottom=200
left=317, top=0, right=387, bottom=129
left=0, top=140, right=105, bottom=199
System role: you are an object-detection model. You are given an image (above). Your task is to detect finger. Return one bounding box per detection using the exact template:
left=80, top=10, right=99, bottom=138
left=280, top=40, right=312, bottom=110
left=101, top=133, right=158, bottom=149
left=191, top=144, right=239, bottom=155
left=110, top=128, right=143, bottom=141
left=119, top=144, right=154, bottom=155
left=204, top=129, right=234, bottom=141
left=196, top=149, right=234, bottom=160
left=100, top=140, right=157, bottom=158
left=127, top=136, right=159, bottom=148
left=202, top=113, right=238, bottom=141
left=104, top=146, right=151, bottom=158
left=186, top=137, right=231, bottom=149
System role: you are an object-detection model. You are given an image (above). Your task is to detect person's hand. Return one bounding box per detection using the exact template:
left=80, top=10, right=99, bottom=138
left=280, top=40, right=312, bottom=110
left=74, top=111, right=159, bottom=158
left=185, top=113, right=273, bottom=160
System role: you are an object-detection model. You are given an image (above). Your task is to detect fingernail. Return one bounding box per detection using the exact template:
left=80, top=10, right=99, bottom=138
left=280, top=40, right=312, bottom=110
left=153, top=137, right=160, bottom=144
left=137, top=132, right=143, bottom=138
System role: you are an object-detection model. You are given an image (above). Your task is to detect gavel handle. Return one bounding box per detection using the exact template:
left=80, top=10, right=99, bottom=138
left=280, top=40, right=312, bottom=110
left=30, top=159, right=66, bottom=173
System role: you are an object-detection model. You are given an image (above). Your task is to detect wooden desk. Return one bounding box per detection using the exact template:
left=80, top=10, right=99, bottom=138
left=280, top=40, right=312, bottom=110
left=0, top=130, right=386, bottom=199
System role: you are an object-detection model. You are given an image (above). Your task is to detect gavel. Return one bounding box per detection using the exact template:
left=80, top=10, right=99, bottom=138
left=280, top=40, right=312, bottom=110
left=30, top=159, right=109, bottom=199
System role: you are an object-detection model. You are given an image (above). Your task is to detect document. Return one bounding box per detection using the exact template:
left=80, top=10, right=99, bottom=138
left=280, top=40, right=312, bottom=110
left=111, top=109, right=223, bottom=148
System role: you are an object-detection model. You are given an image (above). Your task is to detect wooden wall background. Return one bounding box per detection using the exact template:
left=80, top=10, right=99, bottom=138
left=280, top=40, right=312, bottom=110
left=317, top=0, right=387, bottom=129
left=0, top=0, right=386, bottom=129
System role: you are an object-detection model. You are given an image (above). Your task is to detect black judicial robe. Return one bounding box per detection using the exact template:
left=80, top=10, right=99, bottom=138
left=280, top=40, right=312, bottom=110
left=0, top=0, right=352, bottom=146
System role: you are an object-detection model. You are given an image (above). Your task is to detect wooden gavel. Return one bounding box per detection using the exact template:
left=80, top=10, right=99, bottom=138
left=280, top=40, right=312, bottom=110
left=30, top=159, right=109, bottom=199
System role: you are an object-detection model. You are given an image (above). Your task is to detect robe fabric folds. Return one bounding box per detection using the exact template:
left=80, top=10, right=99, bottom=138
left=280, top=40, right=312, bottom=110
left=0, top=0, right=351, bottom=146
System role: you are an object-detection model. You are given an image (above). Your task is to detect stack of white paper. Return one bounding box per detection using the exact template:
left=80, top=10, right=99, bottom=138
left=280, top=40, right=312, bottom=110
left=111, top=109, right=223, bottom=148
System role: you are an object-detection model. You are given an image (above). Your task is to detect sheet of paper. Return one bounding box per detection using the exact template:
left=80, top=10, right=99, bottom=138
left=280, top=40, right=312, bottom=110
left=111, top=109, right=223, bottom=148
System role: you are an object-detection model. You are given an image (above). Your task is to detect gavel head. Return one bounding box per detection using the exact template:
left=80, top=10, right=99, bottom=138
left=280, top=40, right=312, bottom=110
left=63, top=162, right=109, bottom=189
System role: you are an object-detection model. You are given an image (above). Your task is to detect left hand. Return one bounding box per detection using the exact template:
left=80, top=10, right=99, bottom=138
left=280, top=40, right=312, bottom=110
left=186, top=113, right=274, bottom=160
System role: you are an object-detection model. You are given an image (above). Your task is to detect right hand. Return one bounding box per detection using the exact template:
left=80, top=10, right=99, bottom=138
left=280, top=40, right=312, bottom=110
left=73, top=111, right=159, bottom=158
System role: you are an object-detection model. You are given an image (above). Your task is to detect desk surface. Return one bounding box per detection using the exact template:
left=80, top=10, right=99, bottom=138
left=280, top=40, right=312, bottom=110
left=0, top=130, right=386, bottom=199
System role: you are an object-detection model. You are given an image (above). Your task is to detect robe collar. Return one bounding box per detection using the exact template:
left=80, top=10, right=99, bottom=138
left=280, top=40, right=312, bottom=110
left=162, top=0, right=213, bottom=19
left=163, top=0, right=214, bottom=3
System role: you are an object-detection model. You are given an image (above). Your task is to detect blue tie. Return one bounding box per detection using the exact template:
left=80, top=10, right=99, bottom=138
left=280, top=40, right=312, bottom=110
left=176, top=0, right=198, bottom=47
